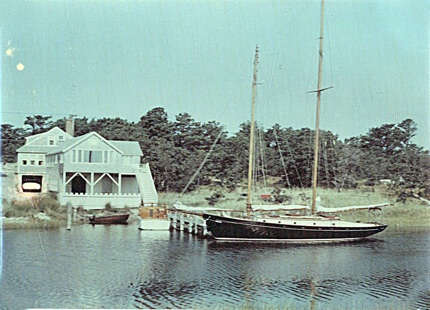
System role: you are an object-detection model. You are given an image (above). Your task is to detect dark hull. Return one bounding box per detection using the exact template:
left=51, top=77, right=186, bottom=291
left=202, top=213, right=387, bottom=242
left=89, top=213, right=129, bottom=225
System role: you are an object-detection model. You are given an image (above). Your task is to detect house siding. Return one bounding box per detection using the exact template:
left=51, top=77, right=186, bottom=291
left=14, top=128, right=158, bottom=209
left=47, top=132, right=156, bottom=209
left=17, top=153, right=46, bottom=174
left=14, top=127, right=73, bottom=196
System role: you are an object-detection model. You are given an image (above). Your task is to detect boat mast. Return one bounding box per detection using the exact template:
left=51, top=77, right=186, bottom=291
left=311, top=0, right=325, bottom=215
left=247, top=45, right=259, bottom=216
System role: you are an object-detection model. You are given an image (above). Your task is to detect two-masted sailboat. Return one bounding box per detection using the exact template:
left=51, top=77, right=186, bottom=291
left=202, top=0, right=387, bottom=242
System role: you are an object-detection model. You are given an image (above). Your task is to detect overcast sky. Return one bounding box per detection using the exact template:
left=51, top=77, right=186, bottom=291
left=1, top=0, right=428, bottom=149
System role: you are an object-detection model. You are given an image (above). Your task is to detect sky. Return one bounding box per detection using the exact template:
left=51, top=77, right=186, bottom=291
left=1, top=0, right=429, bottom=149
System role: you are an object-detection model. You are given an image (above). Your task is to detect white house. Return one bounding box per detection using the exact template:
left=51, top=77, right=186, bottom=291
left=16, top=127, right=158, bottom=209
left=16, top=127, right=73, bottom=194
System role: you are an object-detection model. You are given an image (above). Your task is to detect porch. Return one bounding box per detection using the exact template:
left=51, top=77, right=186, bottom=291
left=60, top=171, right=141, bottom=209
left=59, top=192, right=141, bottom=210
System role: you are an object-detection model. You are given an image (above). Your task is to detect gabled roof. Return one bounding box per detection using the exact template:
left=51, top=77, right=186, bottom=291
left=47, top=132, right=124, bottom=155
left=54, top=132, right=92, bottom=153
left=110, top=141, right=143, bottom=156
left=18, top=130, right=143, bottom=157
left=25, top=127, right=71, bottom=144
left=17, top=127, right=72, bottom=153
left=17, top=145, right=60, bottom=154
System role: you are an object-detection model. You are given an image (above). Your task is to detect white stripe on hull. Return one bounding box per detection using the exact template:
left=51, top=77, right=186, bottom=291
left=212, top=237, right=365, bottom=243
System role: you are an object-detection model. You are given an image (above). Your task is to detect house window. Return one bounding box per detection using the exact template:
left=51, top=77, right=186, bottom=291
left=58, top=135, right=64, bottom=141
left=83, top=150, right=90, bottom=162
left=92, top=151, right=102, bottom=163
left=31, top=160, right=35, bottom=165
left=104, top=151, right=108, bottom=163
left=22, top=160, right=27, bottom=165
left=49, top=135, right=55, bottom=146
left=83, top=150, right=102, bottom=163
left=39, top=161, right=43, bottom=166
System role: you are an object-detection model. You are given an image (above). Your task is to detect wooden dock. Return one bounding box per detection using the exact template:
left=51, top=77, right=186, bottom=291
left=168, top=210, right=208, bottom=236
left=167, top=207, right=246, bottom=238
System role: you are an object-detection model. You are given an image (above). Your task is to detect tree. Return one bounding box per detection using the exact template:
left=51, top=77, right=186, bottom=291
left=264, top=124, right=295, bottom=186
left=331, top=140, right=363, bottom=191
left=222, top=122, right=252, bottom=184
left=89, top=117, right=137, bottom=141
left=173, top=113, right=202, bottom=151
left=139, top=107, right=173, bottom=140
left=177, top=119, right=228, bottom=190
left=24, top=115, right=53, bottom=134
left=286, top=127, right=314, bottom=188
left=169, top=115, right=227, bottom=192
left=138, top=108, right=176, bottom=191
left=51, top=116, right=92, bottom=136
left=1, top=124, right=27, bottom=163
left=356, top=119, right=429, bottom=196
left=3, top=111, right=427, bottom=198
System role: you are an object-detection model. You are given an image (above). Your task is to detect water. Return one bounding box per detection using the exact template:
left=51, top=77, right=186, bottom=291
left=1, top=225, right=429, bottom=309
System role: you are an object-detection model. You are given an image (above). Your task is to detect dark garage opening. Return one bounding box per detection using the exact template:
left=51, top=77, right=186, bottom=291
left=22, top=175, right=43, bottom=192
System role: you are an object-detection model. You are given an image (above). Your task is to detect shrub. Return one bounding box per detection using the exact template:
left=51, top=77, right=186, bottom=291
left=37, top=196, right=60, bottom=213
left=3, top=196, right=64, bottom=219
left=271, top=188, right=292, bottom=204
left=11, top=199, right=33, bottom=213
left=298, top=192, right=310, bottom=204
left=48, top=191, right=58, bottom=200
left=4, top=207, right=19, bottom=218
left=205, top=191, right=225, bottom=206
left=3, top=199, right=34, bottom=217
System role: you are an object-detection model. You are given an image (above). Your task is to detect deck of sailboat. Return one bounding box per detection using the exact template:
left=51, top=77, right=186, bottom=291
left=203, top=212, right=386, bottom=228
left=258, top=214, right=384, bottom=228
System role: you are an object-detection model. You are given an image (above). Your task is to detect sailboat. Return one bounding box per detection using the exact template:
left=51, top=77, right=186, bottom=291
left=201, top=0, right=388, bottom=242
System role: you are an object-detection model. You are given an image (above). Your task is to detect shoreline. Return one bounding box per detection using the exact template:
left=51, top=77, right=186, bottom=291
left=2, top=187, right=429, bottom=230
left=2, top=204, right=429, bottom=230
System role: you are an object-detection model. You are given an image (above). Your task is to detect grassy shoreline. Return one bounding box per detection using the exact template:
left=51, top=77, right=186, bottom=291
left=160, top=186, right=430, bottom=227
left=2, top=187, right=429, bottom=229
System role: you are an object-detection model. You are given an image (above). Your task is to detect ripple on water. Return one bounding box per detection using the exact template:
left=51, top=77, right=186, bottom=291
left=2, top=226, right=429, bottom=309
left=412, top=289, right=430, bottom=310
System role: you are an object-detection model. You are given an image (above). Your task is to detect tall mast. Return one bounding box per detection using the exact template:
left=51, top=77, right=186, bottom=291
left=311, top=0, right=325, bottom=214
left=246, top=45, right=259, bottom=215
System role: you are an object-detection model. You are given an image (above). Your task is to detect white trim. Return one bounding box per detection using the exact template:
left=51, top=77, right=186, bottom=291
left=212, top=237, right=365, bottom=243
left=93, top=173, right=120, bottom=192
left=65, top=172, right=91, bottom=186
left=61, top=132, right=123, bottom=155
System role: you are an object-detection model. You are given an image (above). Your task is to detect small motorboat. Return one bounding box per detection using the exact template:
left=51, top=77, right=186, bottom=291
left=22, top=182, right=41, bottom=192
left=137, top=205, right=170, bottom=230
left=89, top=213, right=129, bottom=225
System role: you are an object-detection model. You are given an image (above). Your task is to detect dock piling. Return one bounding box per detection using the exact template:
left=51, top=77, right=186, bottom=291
left=66, top=203, right=72, bottom=231
left=166, top=210, right=209, bottom=238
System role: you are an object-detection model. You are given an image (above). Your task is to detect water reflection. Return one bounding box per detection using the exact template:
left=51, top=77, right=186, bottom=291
left=1, top=226, right=429, bottom=309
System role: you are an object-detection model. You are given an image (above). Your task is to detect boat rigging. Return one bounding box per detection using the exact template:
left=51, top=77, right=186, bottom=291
left=199, top=0, right=388, bottom=242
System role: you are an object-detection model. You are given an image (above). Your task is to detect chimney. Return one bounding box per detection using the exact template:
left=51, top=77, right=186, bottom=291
left=65, top=118, right=75, bottom=137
